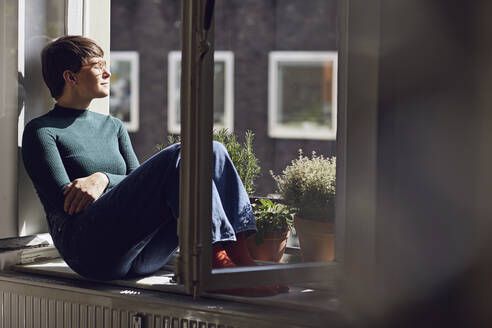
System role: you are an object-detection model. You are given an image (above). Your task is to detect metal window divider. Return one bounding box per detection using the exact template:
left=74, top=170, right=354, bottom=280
left=176, top=0, right=214, bottom=299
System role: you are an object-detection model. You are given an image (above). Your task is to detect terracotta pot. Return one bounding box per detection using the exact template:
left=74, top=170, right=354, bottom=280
left=294, top=217, right=335, bottom=262
left=247, top=230, right=290, bottom=263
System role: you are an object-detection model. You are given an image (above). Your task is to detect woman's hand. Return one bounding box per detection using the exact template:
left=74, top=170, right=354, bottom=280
left=63, top=172, right=109, bottom=215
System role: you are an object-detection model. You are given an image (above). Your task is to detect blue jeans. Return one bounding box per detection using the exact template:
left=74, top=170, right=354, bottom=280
left=50, top=142, right=256, bottom=280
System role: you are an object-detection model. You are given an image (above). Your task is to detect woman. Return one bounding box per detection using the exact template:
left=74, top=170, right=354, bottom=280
left=22, top=35, right=285, bottom=296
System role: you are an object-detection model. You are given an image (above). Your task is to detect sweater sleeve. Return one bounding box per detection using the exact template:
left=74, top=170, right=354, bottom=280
left=103, top=118, right=140, bottom=189
left=22, top=122, right=71, bottom=211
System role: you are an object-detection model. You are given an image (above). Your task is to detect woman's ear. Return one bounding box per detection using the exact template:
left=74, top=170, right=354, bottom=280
left=62, top=70, right=77, bottom=85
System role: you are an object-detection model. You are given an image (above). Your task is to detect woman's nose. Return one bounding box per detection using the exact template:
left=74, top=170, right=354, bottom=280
left=103, top=68, right=111, bottom=78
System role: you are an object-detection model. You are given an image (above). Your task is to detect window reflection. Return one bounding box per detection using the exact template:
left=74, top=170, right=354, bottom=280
left=22, top=0, right=65, bottom=123
left=18, top=0, right=65, bottom=237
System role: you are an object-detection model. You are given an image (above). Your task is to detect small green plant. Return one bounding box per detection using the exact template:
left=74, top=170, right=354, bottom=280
left=271, top=150, right=336, bottom=222
left=159, top=128, right=260, bottom=195
left=252, top=198, right=296, bottom=245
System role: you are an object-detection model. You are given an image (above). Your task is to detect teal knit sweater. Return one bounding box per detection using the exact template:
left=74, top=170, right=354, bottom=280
left=22, top=104, right=140, bottom=215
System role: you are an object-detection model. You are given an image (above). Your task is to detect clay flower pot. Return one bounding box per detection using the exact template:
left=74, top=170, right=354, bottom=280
left=294, top=217, right=334, bottom=262
left=247, top=230, right=290, bottom=263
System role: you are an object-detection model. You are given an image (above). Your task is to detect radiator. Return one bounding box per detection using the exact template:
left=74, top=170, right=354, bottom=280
left=0, top=273, right=322, bottom=328
left=0, top=290, right=234, bottom=328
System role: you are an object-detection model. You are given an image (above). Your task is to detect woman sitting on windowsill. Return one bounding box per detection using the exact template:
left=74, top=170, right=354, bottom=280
left=22, top=35, right=287, bottom=297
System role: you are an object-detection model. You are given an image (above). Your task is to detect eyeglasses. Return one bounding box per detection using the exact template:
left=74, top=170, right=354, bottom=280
left=81, top=60, right=107, bottom=74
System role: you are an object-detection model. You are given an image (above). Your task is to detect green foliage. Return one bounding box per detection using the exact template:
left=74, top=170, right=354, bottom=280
left=252, top=198, right=296, bottom=245
left=271, top=150, right=336, bottom=222
left=159, top=128, right=260, bottom=195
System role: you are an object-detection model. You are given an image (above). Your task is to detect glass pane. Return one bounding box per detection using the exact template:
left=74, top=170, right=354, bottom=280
left=18, top=0, right=66, bottom=236
left=213, top=61, right=226, bottom=125
left=110, top=59, right=132, bottom=122
left=203, top=0, right=339, bottom=291
left=109, top=51, right=139, bottom=131
left=22, top=0, right=65, bottom=123
left=109, top=0, right=339, bottom=293
left=111, top=0, right=182, bottom=160
left=278, top=61, right=333, bottom=129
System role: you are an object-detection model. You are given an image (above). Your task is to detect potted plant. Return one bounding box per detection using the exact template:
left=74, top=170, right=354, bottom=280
left=163, top=128, right=261, bottom=195
left=247, top=198, right=296, bottom=263
left=271, top=150, right=336, bottom=262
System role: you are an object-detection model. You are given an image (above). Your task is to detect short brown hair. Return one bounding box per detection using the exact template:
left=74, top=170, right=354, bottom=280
left=41, top=35, right=104, bottom=99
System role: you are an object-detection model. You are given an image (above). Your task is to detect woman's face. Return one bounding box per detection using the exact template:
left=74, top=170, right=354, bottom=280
left=75, top=57, right=111, bottom=100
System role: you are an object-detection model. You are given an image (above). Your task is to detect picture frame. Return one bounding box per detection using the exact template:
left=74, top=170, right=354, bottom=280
left=109, top=51, right=139, bottom=132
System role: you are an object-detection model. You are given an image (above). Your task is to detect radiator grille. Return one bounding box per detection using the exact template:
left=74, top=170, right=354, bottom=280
left=0, top=290, right=235, bottom=328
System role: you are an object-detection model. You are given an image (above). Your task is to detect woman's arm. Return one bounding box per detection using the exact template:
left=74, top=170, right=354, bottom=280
left=102, top=118, right=140, bottom=189
left=118, top=119, right=140, bottom=174
left=22, top=122, right=72, bottom=210
left=63, top=172, right=109, bottom=215
left=23, top=122, right=111, bottom=215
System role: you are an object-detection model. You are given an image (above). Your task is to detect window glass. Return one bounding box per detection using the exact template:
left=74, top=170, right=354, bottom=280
left=109, top=51, right=140, bottom=132
left=111, top=0, right=181, bottom=161
left=17, top=0, right=66, bottom=237
left=108, top=0, right=339, bottom=292
left=199, top=0, right=340, bottom=290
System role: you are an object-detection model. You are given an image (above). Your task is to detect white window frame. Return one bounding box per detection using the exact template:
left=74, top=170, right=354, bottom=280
left=268, top=51, right=338, bottom=140
left=109, top=51, right=140, bottom=132
left=167, top=50, right=234, bottom=134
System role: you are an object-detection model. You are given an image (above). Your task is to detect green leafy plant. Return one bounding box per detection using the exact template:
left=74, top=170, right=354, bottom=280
left=252, top=198, right=296, bottom=245
left=160, top=128, right=260, bottom=195
left=271, top=150, right=336, bottom=222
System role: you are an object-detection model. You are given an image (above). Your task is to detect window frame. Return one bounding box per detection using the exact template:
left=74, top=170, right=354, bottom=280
left=268, top=51, right=338, bottom=140
left=177, top=0, right=345, bottom=298
left=167, top=50, right=234, bottom=135
left=3, top=0, right=364, bottom=302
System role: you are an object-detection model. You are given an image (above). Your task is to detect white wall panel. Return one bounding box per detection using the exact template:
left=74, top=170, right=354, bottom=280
left=0, top=0, right=20, bottom=238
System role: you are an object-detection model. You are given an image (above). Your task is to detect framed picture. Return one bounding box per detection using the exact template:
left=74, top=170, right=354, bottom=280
left=109, top=51, right=139, bottom=132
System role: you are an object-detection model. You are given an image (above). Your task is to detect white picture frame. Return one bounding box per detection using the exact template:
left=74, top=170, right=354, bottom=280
left=109, top=51, right=139, bottom=132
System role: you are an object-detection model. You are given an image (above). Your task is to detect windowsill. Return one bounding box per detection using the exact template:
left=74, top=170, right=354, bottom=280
left=12, top=258, right=184, bottom=294
left=10, top=257, right=348, bottom=318
left=0, top=235, right=349, bottom=323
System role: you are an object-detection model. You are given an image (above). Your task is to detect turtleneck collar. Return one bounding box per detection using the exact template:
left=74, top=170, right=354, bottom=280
left=52, top=104, right=91, bottom=117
